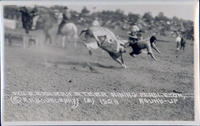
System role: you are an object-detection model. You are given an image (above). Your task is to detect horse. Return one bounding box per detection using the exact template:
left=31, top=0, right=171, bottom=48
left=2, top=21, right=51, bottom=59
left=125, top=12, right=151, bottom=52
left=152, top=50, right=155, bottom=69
left=19, top=7, right=78, bottom=48
left=19, top=7, right=36, bottom=34
left=57, top=22, right=78, bottom=48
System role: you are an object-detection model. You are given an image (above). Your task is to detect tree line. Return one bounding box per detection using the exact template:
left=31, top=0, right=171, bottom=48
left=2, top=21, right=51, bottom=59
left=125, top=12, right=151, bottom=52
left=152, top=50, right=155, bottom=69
left=4, top=5, right=194, bottom=40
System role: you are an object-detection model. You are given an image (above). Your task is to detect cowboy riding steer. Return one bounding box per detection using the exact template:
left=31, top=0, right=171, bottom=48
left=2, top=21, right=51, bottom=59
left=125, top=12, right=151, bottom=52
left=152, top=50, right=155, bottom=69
left=80, top=26, right=127, bottom=68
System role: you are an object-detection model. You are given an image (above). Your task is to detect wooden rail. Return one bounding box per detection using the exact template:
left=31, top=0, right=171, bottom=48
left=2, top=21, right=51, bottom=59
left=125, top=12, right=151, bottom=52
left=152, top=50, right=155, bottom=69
left=5, top=30, right=37, bottom=48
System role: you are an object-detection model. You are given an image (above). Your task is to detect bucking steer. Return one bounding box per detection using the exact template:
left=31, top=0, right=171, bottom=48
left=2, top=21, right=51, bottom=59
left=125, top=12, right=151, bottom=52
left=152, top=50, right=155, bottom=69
left=80, top=26, right=127, bottom=68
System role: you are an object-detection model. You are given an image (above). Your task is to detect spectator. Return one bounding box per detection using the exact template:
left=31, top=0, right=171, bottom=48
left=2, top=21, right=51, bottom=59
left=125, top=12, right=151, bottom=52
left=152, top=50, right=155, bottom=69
left=57, top=6, right=71, bottom=35
left=176, top=33, right=181, bottom=51
left=92, top=17, right=100, bottom=26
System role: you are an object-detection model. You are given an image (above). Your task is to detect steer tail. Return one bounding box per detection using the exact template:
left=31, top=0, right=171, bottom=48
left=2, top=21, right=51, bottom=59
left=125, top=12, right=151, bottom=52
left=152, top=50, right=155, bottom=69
left=79, top=29, right=88, bottom=37
left=79, top=29, right=89, bottom=47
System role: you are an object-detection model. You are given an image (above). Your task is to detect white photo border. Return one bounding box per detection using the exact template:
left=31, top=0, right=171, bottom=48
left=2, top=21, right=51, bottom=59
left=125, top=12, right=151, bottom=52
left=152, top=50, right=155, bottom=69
left=1, top=0, right=199, bottom=125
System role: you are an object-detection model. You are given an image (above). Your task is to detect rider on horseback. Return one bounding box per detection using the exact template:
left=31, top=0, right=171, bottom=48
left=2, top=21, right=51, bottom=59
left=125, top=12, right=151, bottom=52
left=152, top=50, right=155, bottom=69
left=57, top=6, right=71, bottom=35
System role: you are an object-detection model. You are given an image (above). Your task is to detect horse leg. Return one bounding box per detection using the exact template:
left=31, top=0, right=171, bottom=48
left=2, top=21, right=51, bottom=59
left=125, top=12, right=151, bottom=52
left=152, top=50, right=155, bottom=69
left=47, top=32, right=52, bottom=44
left=73, top=32, right=78, bottom=48
left=49, top=35, right=52, bottom=44
left=182, top=44, right=185, bottom=51
left=25, top=29, right=29, bottom=34
left=34, top=35, right=38, bottom=47
left=44, top=33, right=49, bottom=45
left=62, top=36, right=66, bottom=48
left=74, top=36, right=77, bottom=48
left=23, top=35, right=27, bottom=48
left=30, top=36, right=37, bottom=47
left=29, top=35, right=37, bottom=47
left=120, top=54, right=127, bottom=68
left=44, top=33, right=51, bottom=45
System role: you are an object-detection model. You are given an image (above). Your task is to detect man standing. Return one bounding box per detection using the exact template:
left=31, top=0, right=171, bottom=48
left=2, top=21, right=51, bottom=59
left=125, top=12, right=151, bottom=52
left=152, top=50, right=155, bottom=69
left=180, top=37, right=186, bottom=51
left=176, top=33, right=182, bottom=51
left=92, top=17, right=100, bottom=26
left=57, top=6, right=71, bottom=35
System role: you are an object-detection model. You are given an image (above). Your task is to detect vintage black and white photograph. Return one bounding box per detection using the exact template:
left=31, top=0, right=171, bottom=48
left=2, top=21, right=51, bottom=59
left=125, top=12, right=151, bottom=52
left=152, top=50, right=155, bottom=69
left=1, top=0, right=199, bottom=124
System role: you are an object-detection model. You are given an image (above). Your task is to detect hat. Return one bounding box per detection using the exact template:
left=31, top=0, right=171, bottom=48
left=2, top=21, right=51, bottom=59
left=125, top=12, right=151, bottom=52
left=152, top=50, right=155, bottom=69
left=32, top=7, right=38, bottom=12
left=20, top=6, right=28, bottom=12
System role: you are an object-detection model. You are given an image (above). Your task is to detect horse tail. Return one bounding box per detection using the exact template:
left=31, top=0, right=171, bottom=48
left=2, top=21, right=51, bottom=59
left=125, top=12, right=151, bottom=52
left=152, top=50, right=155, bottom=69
left=70, top=23, right=78, bottom=47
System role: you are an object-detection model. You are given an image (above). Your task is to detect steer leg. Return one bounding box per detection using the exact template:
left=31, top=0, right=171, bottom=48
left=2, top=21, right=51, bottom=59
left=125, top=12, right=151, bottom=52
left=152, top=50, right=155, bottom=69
left=121, top=54, right=124, bottom=64
left=109, top=52, right=127, bottom=69
left=120, top=54, right=127, bottom=68
left=73, top=35, right=78, bottom=48
left=114, top=57, right=127, bottom=69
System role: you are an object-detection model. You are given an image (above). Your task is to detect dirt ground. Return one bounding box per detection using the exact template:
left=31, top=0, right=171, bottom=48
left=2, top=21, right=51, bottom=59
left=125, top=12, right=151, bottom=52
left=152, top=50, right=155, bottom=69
left=3, top=27, right=194, bottom=121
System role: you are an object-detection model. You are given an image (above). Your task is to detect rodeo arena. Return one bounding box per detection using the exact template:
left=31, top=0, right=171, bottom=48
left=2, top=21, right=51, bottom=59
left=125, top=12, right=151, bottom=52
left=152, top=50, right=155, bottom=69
left=3, top=4, right=195, bottom=121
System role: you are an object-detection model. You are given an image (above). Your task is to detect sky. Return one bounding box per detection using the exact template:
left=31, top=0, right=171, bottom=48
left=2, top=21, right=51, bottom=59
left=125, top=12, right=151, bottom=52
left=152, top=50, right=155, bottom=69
left=66, top=1, right=195, bottom=20
left=4, top=0, right=196, bottom=20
